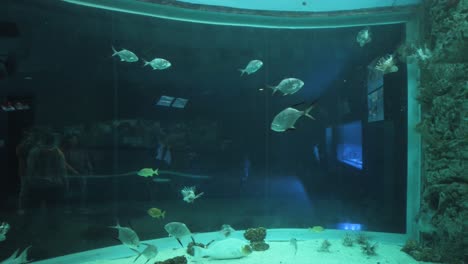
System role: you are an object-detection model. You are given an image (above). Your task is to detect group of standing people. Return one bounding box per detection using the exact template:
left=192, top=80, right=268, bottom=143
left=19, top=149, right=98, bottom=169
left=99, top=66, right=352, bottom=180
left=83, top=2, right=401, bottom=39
left=16, top=127, right=93, bottom=226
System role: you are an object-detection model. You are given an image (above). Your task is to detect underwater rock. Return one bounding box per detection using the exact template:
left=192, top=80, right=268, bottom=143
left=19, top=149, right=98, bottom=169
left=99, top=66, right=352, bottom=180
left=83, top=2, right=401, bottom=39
left=401, top=239, right=419, bottom=254
left=243, top=227, right=269, bottom=251
left=243, top=227, right=267, bottom=242
left=408, top=247, right=441, bottom=262
left=250, top=241, right=269, bottom=251
left=417, top=2, right=468, bottom=263
left=155, top=256, right=187, bottom=264
left=186, top=241, right=206, bottom=256
left=428, top=0, right=468, bottom=62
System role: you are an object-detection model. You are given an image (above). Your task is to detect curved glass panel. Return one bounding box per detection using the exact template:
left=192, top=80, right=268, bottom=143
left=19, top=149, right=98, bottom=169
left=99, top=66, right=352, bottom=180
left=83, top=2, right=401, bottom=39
left=175, top=0, right=420, bottom=12
left=62, top=0, right=421, bottom=28
left=3, top=0, right=456, bottom=263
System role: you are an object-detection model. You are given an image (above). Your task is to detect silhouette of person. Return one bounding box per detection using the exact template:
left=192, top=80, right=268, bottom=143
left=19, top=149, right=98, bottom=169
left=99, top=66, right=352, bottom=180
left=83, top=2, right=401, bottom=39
left=18, top=128, right=68, bottom=229
left=16, top=128, right=41, bottom=211
left=61, top=133, right=93, bottom=214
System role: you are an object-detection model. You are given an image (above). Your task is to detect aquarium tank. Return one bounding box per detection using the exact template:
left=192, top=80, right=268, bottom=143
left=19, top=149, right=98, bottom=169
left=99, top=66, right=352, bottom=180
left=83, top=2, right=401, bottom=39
left=0, top=0, right=466, bottom=263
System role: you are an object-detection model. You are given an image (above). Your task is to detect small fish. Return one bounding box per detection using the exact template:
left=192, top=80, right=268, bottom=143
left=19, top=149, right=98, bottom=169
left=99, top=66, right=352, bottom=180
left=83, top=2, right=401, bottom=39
left=111, top=46, right=138, bottom=62
left=164, top=222, right=191, bottom=237
left=375, top=54, right=398, bottom=74
left=356, top=27, right=372, bottom=47
left=271, top=103, right=315, bottom=132
left=147, top=208, right=166, bottom=219
left=181, top=186, right=204, bottom=203
left=109, top=222, right=140, bottom=250
left=143, top=58, right=171, bottom=70
left=0, top=246, right=31, bottom=264
left=415, top=46, right=432, bottom=62
left=290, top=238, right=298, bottom=255
left=268, top=78, right=304, bottom=96
left=309, top=226, right=325, bottom=232
left=132, top=243, right=158, bottom=264
left=239, top=60, right=263, bottom=76
left=137, top=168, right=159, bottom=177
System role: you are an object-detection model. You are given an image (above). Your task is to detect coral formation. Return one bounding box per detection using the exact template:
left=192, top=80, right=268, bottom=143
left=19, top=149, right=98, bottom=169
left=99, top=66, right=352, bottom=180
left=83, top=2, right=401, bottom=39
left=361, top=241, right=378, bottom=256
left=250, top=241, right=270, bottom=251
left=415, top=1, right=468, bottom=263
left=342, top=233, right=354, bottom=247
left=401, top=239, right=441, bottom=262
left=243, top=227, right=266, bottom=242
left=243, top=227, right=269, bottom=251
left=318, top=239, right=331, bottom=252
left=428, top=0, right=468, bottom=62
left=155, top=256, right=187, bottom=264
left=355, top=232, right=370, bottom=245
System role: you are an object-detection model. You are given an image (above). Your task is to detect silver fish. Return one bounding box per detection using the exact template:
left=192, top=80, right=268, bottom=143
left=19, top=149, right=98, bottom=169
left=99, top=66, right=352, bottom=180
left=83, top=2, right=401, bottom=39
left=0, top=246, right=31, bottom=264
left=271, top=104, right=315, bottom=132
left=111, top=46, right=138, bottom=62
left=164, top=222, right=191, bottom=238
left=268, top=78, right=304, bottom=96
left=356, top=27, right=372, bottom=47
left=239, top=60, right=263, bottom=76
left=109, top=222, right=140, bottom=250
left=143, top=58, right=171, bottom=70
left=132, top=243, right=158, bottom=264
left=164, top=222, right=192, bottom=247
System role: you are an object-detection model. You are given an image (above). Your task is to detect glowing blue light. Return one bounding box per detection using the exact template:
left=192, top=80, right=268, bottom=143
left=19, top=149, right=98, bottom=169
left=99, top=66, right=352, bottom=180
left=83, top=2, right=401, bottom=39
left=337, top=222, right=362, bottom=231
left=336, top=121, right=363, bottom=170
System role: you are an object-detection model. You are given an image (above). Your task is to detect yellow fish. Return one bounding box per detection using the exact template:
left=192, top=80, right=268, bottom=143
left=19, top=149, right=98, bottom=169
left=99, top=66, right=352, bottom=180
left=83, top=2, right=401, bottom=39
left=309, top=226, right=325, bottom=232
left=137, top=168, right=159, bottom=177
left=147, top=207, right=165, bottom=219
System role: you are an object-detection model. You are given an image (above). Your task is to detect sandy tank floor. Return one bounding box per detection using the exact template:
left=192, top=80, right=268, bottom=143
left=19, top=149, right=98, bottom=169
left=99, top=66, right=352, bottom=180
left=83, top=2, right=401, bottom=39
left=33, top=229, right=436, bottom=264
left=81, top=239, right=423, bottom=264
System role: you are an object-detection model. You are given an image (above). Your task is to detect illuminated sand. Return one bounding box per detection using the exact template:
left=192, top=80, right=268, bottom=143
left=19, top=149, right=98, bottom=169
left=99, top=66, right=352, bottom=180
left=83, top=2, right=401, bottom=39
left=82, top=239, right=421, bottom=264
left=36, top=229, right=432, bottom=264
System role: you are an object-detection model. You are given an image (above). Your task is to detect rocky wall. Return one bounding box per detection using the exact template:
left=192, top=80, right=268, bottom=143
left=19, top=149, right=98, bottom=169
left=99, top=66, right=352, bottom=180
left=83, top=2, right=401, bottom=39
left=416, top=0, right=468, bottom=263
